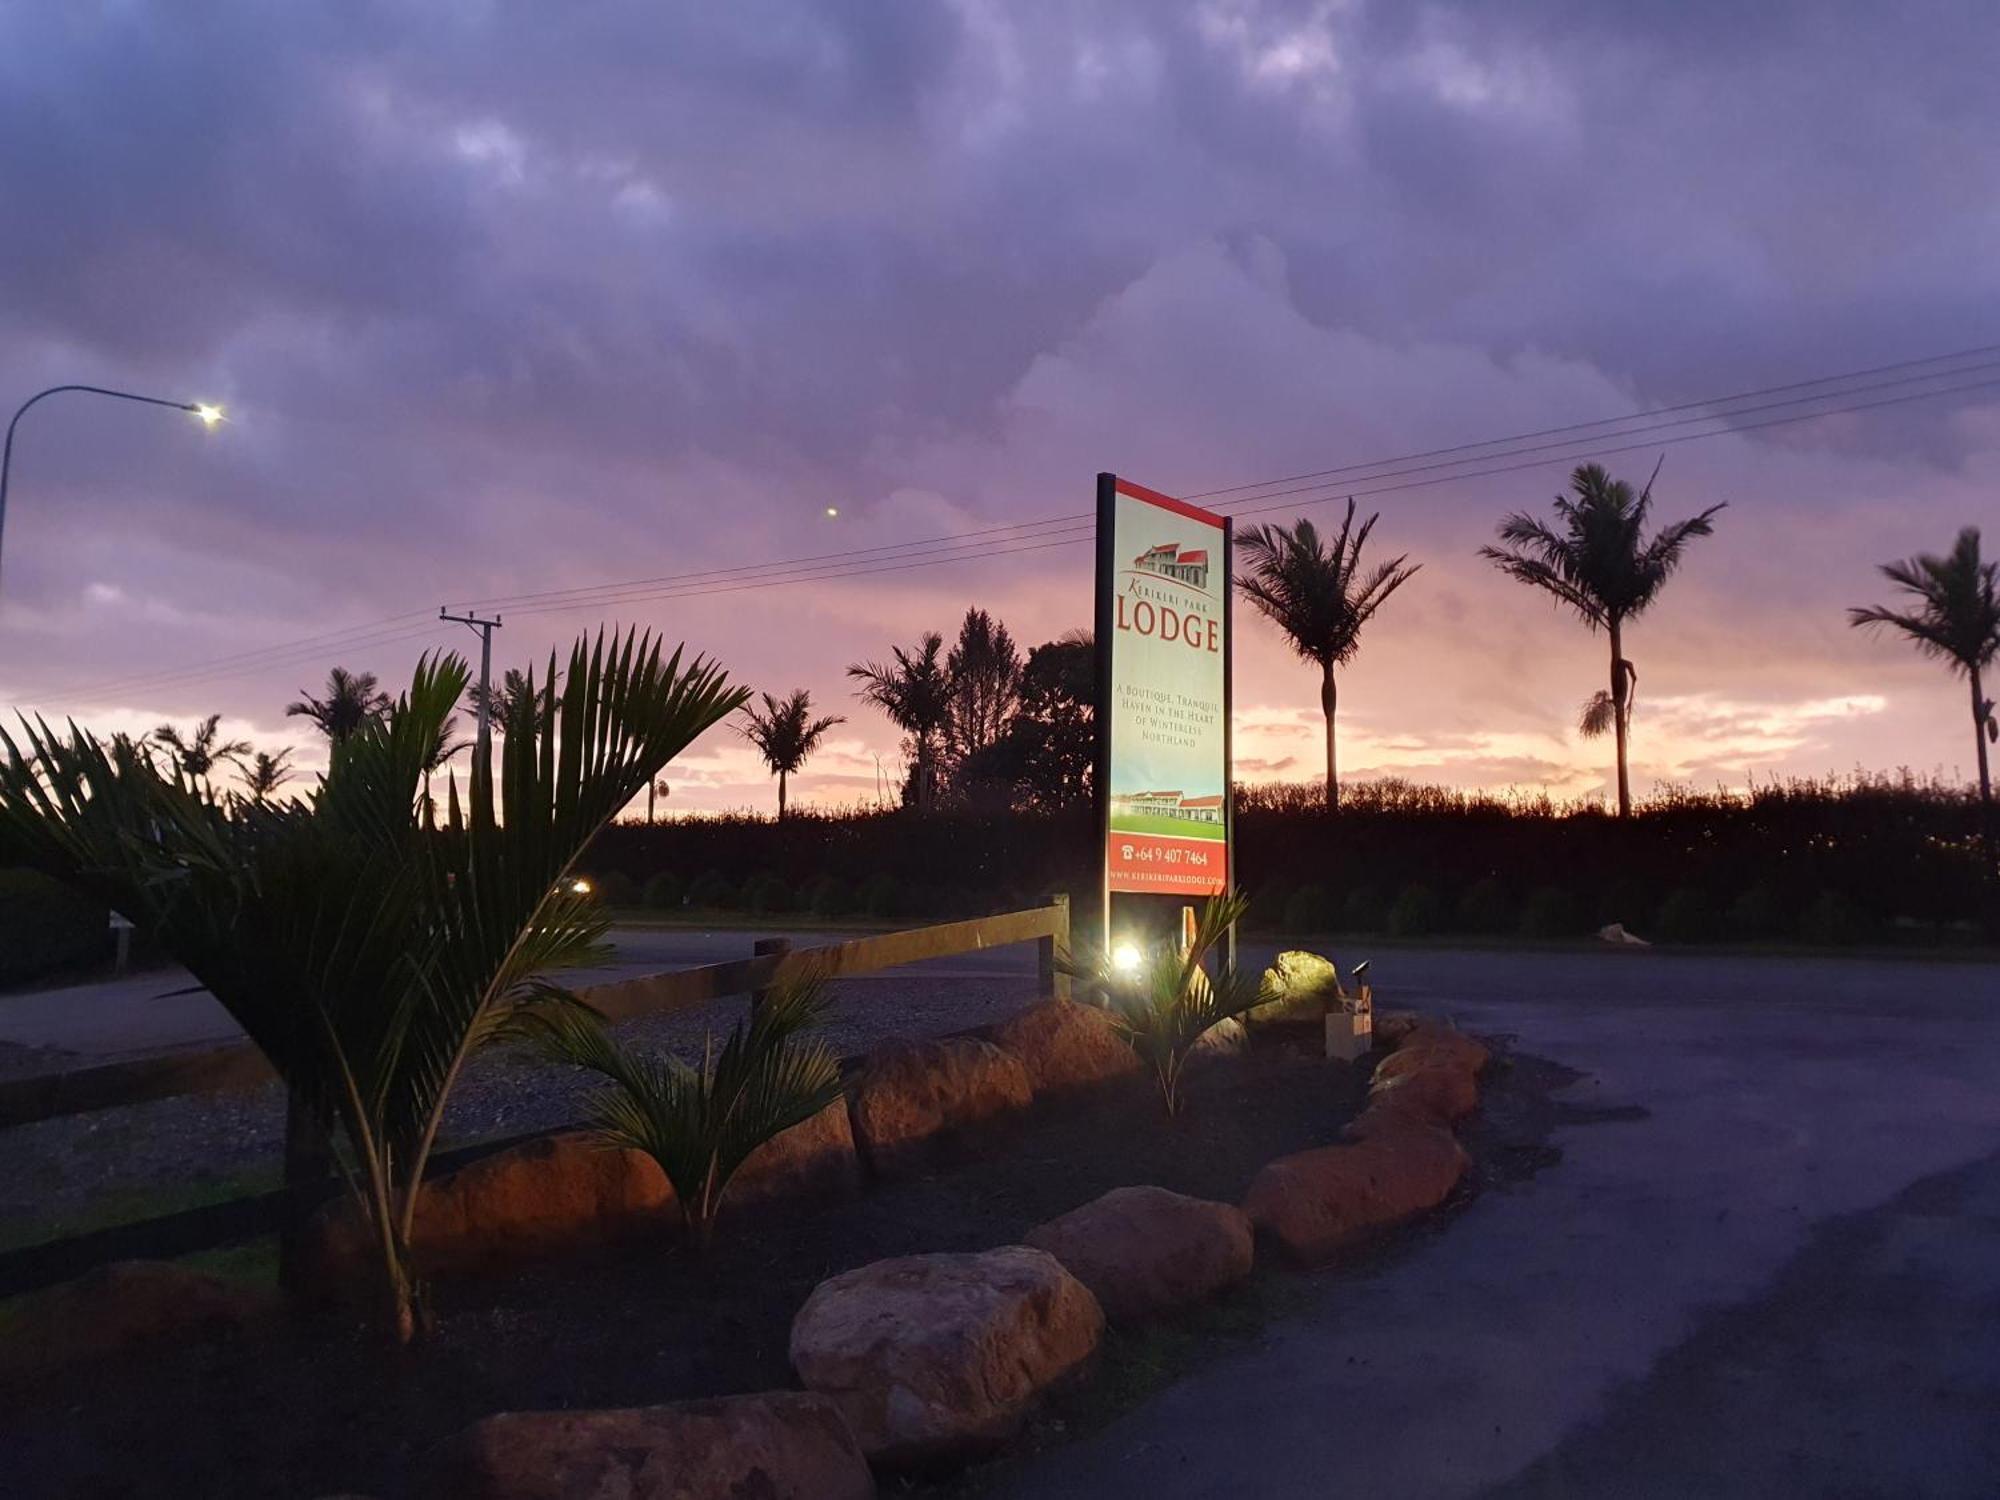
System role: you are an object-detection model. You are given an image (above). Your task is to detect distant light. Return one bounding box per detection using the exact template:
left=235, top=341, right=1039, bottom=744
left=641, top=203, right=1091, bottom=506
left=825, top=506, right=839, bottom=518
left=193, top=404, right=224, bottom=427
left=570, top=878, right=593, bottom=896
left=1111, top=942, right=1142, bottom=975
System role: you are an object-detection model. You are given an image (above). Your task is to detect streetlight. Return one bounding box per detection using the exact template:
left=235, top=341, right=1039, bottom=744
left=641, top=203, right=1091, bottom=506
left=0, top=384, right=224, bottom=593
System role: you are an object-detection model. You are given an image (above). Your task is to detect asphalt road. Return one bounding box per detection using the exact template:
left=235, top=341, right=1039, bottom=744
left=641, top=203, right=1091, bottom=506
left=986, top=947, right=2000, bottom=1499
left=0, top=924, right=1037, bottom=1059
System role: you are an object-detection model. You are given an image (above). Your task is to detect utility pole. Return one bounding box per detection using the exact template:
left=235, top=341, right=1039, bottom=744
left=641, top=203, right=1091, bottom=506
left=439, top=607, right=502, bottom=765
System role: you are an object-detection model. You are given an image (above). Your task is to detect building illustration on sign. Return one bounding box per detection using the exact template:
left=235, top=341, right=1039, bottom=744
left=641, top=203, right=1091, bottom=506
left=1114, top=789, right=1226, bottom=825
left=1132, top=541, right=1210, bottom=590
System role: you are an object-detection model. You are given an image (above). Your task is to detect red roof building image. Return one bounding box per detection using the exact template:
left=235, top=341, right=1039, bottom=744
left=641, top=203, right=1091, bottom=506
left=1132, top=541, right=1210, bottom=590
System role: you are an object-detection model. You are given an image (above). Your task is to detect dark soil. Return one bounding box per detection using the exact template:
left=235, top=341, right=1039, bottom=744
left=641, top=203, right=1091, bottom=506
left=1, top=1034, right=1381, bottom=1500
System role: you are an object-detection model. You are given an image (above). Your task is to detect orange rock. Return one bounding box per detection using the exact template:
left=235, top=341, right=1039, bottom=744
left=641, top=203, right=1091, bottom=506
left=987, top=998, right=1141, bottom=1093
left=1368, top=1058, right=1481, bottom=1125
left=790, top=1247, right=1103, bottom=1468
left=432, top=1391, right=874, bottom=1500
left=305, top=1131, right=672, bottom=1291
left=1242, top=1120, right=1468, bottom=1265
left=845, top=1038, right=1033, bottom=1175
left=1024, top=1185, right=1253, bottom=1321
left=733, top=1098, right=863, bottom=1209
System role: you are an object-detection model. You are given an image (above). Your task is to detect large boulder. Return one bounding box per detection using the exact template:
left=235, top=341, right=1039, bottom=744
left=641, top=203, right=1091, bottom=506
left=1367, top=1057, right=1481, bottom=1125
left=432, top=1391, right=873, bottom=1500
left=789, top=1246, right=1104, bottom=1468
left=732, top=1098, right=863, bottom=1210
left=845, top=1038, right=1033, bottom=1174
left=1248, top=950, right=1342, bottom=1028
left=1024, top=1185, right=1253, bottom=1321
left=305, top=1132, right=671, bottom=1291
left=987, top=998, right=1141, bottom=1093
left=1242, top=1120, right=1468, bottom=1265
left=0, top=1260, right=273, bottom=1381
left=1377, top=1023, right=1490, bottom=1077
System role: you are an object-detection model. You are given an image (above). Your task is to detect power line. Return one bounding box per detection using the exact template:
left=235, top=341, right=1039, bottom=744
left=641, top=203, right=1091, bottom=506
left=19, top=344, right=1999, bottom=706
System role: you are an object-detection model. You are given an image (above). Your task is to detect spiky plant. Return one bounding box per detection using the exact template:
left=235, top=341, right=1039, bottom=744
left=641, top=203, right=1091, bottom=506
left=526, top=969, right=844, bottom=1247
left=1063, top=890, right=1270, bottom=1116
left=847, top=633, right=952, bottom=813
left=0, top=630, right=747, bottom=1341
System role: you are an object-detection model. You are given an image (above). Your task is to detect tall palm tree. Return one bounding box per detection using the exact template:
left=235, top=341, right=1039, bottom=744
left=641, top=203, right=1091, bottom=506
left=151, top=714, right=253, bottom=792
left=468, top=667, right=559, bottom=735
left=1237, top=501, right=1420, bottom=811
left=647, top=777, right=670, bottom=825
left=739, top=689, right=844, bottom=821
left=1850, top=526, right=2000, bottom=815
left=231, top=747, right=296, bottom=803
left=0, top=630, right=747, bottom=1342
left=848, top=633, right=952, bottom=813
left=287, top=667, right=391, bottom=743
left=1482, top=462, right=1724, bottom=817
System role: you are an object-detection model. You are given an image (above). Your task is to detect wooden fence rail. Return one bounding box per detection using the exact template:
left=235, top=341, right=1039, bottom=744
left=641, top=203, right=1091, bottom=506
left=0, top=898, right=1070, bottom=1130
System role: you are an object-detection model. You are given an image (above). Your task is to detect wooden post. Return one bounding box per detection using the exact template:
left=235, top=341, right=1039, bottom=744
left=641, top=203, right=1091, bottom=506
left=750, top=936, right=791, bottom=1017
left=1038, top=894, right=1071, bottom=1003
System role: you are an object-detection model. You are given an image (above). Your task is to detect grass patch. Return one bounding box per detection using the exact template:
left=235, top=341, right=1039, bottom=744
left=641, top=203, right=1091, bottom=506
left=0, top=1166, right=280, bottom=1255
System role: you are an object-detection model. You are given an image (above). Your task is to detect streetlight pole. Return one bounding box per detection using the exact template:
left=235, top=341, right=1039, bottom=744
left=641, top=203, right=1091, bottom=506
left=0, top=384, right=223, bottom=594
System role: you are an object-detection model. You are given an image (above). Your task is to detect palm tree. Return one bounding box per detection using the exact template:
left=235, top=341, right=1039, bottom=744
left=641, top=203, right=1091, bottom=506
left=287, top=667, right=391, bottom=743
left=1850, top=526, right=2000, bottom=816
left=646, top=777, right=670, bottom=824
left=231, top=747, right=296, bottom=803
left=151, top=714, right=253, bottom=792
left=1237, top=501, right=1420, bottom=811
left=739, top=689, right=844, bottom=821
left=468, top=667, right=558, bottom=735
left=1482, top=462, right=1724, bottom=817
left=848, top=633, right=952, bottom=812
left=0, top=630, right=747, bottom=1342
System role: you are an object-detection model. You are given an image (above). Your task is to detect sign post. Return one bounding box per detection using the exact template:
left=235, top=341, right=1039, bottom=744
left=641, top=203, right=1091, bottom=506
left=1095, top=472, right=1233, bottom=953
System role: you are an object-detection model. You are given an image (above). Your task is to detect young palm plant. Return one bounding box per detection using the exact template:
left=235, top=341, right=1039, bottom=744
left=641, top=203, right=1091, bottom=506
left=738, top=689, right=845, bottom=821
left=525, top=968, right=843, bottom=1247
left=1062, top=890, right=1270, bottom=1116
left=1238, top=501, right=1420, bottom=811
left=1850, top=526, right=2000, bottom=816
left=847, top=632, right=952, bottom=813
left=0, top=630, right=746, bottom=1342
left=1482, top=461, right=1724, bottom=817
left=230, top=746, right=296, bottom=803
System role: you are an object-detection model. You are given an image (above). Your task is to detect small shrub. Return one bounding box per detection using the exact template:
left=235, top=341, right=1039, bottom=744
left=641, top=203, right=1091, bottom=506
left=1283, top=883, right=1335, bottom=933
left=801, top=874, right=850, bottom=919
left=1455, top=876, right=1513, bottom=934
left=1729, top=882, right=1784, bottom=939
left=1594, top=876, right=1656, bottom=931
left=1518, top=886, right=1582, bottom=939
left=0, top=868, right=108, bottom=984
left=1387, top=882, right=1441, bottom=938
left=1653, top=886, right=1718, bottom=944
left=642, top=872, right=684, bottom=910
left=857, top=872, right=902, bottom=920
left=589, top=870, right=639, bottom=908
left=744, top=872, right=793, bottom=915
left=1799, top=889, right=1859, bottom=946
left=1339, top=886, right=1387, bottom=933
left=685, top=869, right=736, bottom=909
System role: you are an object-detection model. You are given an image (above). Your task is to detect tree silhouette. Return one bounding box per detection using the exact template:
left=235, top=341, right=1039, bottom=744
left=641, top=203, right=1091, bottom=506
left=1850, top=526, right=2000, bottom=816
left=738, top=690, right=844, bottom=821
left=848, top=633, right=952, bottom=813
left=151, top=714, right=253, bottom=791
left=287, top=667, right=391, bottom=743
left=944, top=608, right=1023, bottom=767
left=231, top=747, right=296, bottom=803
left=1482, top=462, right=1723, bottom=817
left=1238, top=500, right=1420, bottom=811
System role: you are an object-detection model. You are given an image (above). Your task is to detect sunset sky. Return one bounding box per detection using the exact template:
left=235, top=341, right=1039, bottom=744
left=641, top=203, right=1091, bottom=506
left=2, top=3, right=1995, bottom=814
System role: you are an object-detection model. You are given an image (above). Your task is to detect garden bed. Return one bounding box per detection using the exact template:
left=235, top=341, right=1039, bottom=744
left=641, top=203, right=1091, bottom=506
left=2, top=1035, right=1373, bottom=1499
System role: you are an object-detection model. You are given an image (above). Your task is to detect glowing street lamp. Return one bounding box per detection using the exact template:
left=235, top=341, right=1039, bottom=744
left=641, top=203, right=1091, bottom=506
left=0, top=384, right=225, bottom=594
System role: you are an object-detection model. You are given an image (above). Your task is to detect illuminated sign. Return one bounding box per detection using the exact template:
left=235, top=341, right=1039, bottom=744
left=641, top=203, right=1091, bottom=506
left=1095, top=473, right=1232, bottom=901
